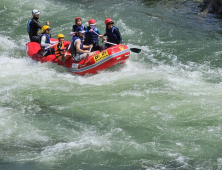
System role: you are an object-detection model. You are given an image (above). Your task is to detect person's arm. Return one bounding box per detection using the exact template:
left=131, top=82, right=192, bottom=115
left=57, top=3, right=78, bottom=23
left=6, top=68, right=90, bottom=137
left=35, top=19, right=50, bottom=29
left=97, top=29, right=101, bottom=35
left=50, top=40, right=58, bottom=44
left=46, top=21, right=50, bottom=26
left=83, top=44, right=92, bottom=49
left=113, top=27, right=122, bottom=44
left=70, top=25, right=75, bottom=36
left=69, top=32, right=75, bottom=36
left=76, top=40, right=89, bottom=53
left=41, top=35, right=50, bottom=48
left=99, top=34, right=106, bottom=41
left=33, top=20, right=42, bottom=29
left=102, top=32, right=107, bottom=41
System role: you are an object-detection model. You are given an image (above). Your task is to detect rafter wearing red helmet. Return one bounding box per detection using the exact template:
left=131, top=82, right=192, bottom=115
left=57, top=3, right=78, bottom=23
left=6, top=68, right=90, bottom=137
left=84, top=19, right=101, bottom=51
left=69, top=17, right=86, bottom=37
left=99, top=18, right=122, bottom=51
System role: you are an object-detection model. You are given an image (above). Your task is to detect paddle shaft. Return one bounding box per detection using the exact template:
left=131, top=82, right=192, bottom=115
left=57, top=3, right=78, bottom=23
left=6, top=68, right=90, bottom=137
left=45, top=43, right=56, bottom=50
left=64, top=43, right=71, bottom=57
left=81, top=45, right=93, bottom=66
left=88, top=45, right=92, bottom=55
left=93, top=30, right=141, bottom=53
left=42, top=43, right=56, bottom=56
left=93, top=30, right=117, bottom=45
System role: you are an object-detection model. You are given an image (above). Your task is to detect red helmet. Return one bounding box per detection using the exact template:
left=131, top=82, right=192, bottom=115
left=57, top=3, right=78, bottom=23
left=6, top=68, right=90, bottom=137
left=75, top=17, right=81, bottom=23
left=105, top=18, right=114, bottom=25
left=88, top=19, right=96, bottom=25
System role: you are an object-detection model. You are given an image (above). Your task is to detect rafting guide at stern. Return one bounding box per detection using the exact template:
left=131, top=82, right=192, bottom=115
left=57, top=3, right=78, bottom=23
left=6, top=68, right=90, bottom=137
left=27, top=9, right=50, bottom=43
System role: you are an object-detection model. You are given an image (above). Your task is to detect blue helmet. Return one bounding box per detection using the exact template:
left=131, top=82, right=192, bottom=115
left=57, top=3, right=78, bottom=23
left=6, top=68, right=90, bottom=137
left=76, top=27, right=85, bottom=33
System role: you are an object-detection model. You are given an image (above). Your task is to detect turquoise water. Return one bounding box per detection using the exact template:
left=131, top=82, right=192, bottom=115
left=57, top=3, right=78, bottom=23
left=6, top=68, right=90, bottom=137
left=1, top=0, right=222, bottom=169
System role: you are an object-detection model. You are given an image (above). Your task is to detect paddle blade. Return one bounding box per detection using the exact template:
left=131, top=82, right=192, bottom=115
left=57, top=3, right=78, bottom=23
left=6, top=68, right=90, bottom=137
left=130, top=48, right=141, bottom=53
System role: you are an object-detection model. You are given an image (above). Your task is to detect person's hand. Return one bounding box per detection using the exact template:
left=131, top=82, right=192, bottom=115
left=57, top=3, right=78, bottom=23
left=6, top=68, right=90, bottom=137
left=85, top=50, right=89, bottom=53
left=46, top=21, right=50, bottom=26
left=69, top=32, right=75, bottom=36
left=89, top=29, right=93, bottom=32
left=89, top=44, right=93, bottom=49
left=88, top=52, right=93, bottom=56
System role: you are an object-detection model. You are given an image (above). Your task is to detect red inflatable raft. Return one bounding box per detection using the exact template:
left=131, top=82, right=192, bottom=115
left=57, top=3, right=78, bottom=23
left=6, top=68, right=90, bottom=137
left=26, top=38, right=130, bottom=75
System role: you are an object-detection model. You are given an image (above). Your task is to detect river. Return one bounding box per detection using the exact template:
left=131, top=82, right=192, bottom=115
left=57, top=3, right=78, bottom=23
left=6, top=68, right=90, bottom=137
left=1, top=0, right=222, bottom=169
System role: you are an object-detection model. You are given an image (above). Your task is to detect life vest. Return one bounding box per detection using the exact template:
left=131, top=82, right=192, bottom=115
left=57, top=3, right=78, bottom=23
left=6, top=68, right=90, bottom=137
left=106, top=26, right=118, bottom=44
left=55, top=42, right=65, bottom=59
left=27, top=19, right=32, bottom=33
left=39, top=33, right=50, bottom=48
left=84, top=26, right=99, bottom=44
left=72, top=24, right=84, bottom=33
left=71, top=36, right=83, bottom=56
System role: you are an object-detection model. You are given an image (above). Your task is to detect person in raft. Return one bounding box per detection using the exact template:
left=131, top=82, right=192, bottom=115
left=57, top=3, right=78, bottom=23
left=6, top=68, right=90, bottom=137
left=71, top=27, right=94, bottom=62
left=99, top=18, right=122, bottom=51
left=54, top=34, right=67, bottom=63
left=27, top=9, right=50, bottom=42
left=39, top=25, right=55, bottom=56
left=69, top=17, right=85, bottom=37
left=84, top=19, right=101, bottom=51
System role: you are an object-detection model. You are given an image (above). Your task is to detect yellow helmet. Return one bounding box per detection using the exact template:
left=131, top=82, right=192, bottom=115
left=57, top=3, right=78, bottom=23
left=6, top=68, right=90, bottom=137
left=41, top=25, right=51, bottom=32
left=57, top=34, right=65, bottom=39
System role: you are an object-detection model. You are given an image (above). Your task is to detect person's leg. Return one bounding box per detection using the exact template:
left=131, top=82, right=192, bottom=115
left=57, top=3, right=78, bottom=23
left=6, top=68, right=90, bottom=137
left=93, top=43, right=99, bottom=51
left=79, top=53, right=88, bottom=61
left=73, top=53, right=90, bottom=62
left=73, top=54, right=81, bottom=62
left=49, top=48, right=55, bottom=55
left=100, top=45, right=107, bottom=51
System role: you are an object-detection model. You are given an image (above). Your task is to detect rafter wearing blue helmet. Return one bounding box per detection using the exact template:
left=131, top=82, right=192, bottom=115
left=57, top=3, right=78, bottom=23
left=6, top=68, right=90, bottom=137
left=71, top=27, right=95, bottom=62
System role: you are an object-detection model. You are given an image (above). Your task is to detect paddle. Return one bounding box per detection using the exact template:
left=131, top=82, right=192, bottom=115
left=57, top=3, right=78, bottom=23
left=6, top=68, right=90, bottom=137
left=61, top=43, right=71, bottom=63
left=64, top=43, right=71, bottom=57
left=92, top=30, right=141, bottom=54
left=87, top=45, right=93, bottom=57
left=128, top=48, right=141, bottom=53
left=80, top=45, right=93, bottom=67
left=42, top=43, right=56, bottom=56
left=104, top=41, right=141, bottom=54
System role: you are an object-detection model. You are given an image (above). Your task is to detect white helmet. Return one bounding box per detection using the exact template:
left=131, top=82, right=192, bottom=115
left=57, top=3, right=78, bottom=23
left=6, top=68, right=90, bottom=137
left=32, top=9, right=40, bottom=16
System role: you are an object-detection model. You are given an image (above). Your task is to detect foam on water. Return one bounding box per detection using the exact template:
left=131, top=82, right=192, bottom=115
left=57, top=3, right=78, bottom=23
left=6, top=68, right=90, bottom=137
left=0, top=36, right=17, bottom=51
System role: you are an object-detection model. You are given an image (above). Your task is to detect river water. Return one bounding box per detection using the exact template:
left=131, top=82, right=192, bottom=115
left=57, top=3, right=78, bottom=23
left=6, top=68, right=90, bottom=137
left=1, top=0, right=222, bottom=169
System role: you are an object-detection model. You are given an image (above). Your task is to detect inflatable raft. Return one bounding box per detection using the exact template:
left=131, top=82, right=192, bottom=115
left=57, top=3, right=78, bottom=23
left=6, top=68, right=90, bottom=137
left=26, top=38, right=130, bottom=75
